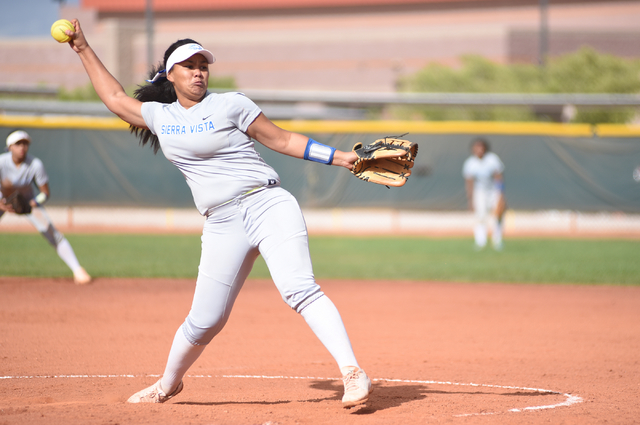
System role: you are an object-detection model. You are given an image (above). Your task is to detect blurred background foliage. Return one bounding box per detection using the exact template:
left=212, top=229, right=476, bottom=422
left=56, top=74, right=237, bottom=101
left=7, top=48, right=640, bottom=124
left=57, top=83, right=102, bottom=101
left=396, top=47, right=640, bottom=124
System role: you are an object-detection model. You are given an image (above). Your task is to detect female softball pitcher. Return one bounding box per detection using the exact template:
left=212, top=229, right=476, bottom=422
left=463, top=137, right=505, bottom=251
left=63, top=19, right=372, bottom=408
left=0, top=130, right=92, bottom=285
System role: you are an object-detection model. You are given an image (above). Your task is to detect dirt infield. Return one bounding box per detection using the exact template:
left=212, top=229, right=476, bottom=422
left=1, top=277, right=638, bottom=425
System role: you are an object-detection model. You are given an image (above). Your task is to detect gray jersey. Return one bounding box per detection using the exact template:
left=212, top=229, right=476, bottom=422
left=462, top=151, right=504, bottom=193
left=0, top=152, right=48, bottom=200
left=141, top=92, right=280, bottom=215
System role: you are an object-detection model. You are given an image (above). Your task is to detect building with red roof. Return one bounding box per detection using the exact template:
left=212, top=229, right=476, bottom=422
left=1, top=0, right=639, bottom=93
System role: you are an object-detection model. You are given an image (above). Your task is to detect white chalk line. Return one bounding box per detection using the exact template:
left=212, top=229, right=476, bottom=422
left=0, top=373, right=583, bottom=417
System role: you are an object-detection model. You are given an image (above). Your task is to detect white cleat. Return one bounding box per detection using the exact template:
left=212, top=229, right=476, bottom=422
left=127, top=379, right=183, bottom=403
left=341, top=367, right=373, bottom=408
left=73, top=267, right=92, bottom=285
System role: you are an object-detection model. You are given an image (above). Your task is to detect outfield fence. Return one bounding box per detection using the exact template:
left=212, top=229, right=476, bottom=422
left=1, top=115, right=639, bottom=216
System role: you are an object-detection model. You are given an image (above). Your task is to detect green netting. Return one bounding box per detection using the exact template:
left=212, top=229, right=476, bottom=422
left=4, top=126, right=639, bottom=212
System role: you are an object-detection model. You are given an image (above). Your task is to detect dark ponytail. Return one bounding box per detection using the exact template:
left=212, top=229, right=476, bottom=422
left=129, top=38, right=203, bottom=154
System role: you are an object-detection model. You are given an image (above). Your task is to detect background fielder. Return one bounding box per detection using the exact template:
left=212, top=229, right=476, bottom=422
left=463, top=137, right=506, bottom=251
left=0, top=130, right=91, bottom=284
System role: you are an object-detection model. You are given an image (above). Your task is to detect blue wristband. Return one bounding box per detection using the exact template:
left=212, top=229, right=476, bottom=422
left=303, top=139, right=336, bottom=165
left=494, top=181, right=504, bottom=192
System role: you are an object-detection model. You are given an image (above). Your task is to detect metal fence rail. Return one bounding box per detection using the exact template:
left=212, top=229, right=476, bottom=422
left=1, top=89, right=639, bottom=120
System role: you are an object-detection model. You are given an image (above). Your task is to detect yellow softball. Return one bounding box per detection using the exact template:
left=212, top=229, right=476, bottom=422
left=50, top=19, right=75, bottom=43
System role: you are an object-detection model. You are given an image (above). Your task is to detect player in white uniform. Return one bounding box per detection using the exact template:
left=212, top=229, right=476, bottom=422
left=462, top=138, right=505, bottom=250
left=65, top=20, right=372, bottom=408
left=0, top=130, right=92, bottom=284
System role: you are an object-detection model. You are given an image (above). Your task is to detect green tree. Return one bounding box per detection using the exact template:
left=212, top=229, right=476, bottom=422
left=544, top=48, right=640, bottom=123
left=57, top=83, right=101, bottom=101
left=208, top=75, right=236, bottom=90
left=396, top=48, right=640, bottom=123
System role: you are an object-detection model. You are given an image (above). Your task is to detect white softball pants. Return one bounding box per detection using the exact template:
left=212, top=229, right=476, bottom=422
left=183, top=186, right=326, bottom=345
left=159, top=187, right=359, bottom=393
left=472, top=187, right=502, bottom=248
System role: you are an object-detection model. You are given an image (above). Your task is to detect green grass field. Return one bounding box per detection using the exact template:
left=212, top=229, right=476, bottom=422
left=1, top=233, right=638, bottom=285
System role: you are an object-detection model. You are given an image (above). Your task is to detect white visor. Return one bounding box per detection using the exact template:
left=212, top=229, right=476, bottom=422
left=6, top=130, right=31, bottom=148
left=147, top=43, right=216, bottom=83
left=167, top=43, right=215, bottom=72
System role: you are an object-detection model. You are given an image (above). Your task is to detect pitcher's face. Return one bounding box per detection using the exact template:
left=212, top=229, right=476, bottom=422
left=167, top=54, right=210, bottom=103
